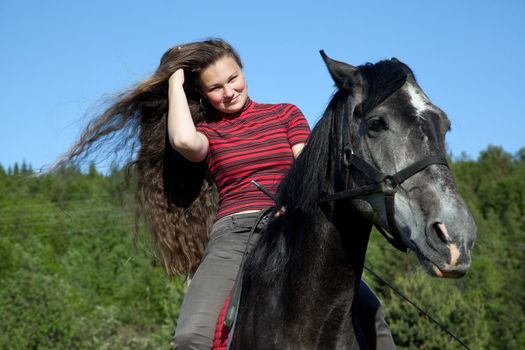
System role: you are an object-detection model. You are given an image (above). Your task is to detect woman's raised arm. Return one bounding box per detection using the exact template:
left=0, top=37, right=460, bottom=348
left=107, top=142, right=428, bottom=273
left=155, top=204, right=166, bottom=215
left=167, top=69, right=209, bottom=162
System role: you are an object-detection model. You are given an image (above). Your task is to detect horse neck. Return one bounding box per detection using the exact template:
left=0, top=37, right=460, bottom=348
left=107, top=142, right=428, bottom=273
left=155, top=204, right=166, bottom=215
left=265, top=205, right=370, bottom=345
left=332, top=202, right=373, bottom=279
left=288, top=203, right=373, bottom=303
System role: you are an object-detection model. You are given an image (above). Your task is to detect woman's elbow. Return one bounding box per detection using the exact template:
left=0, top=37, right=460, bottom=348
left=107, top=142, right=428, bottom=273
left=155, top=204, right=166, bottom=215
left=169, top=134, right=208, bottom=162
left=170, top=132, right=197, bottom=151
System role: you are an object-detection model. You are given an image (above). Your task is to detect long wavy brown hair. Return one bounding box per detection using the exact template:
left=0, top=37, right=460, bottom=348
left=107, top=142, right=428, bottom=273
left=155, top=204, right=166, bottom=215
left=55, top=39, right=244, bottom=277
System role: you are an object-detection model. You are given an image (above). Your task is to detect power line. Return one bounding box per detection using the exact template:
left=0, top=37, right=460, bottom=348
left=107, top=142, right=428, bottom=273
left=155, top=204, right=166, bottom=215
left=0, top=196, right=133, bottom=212
left=0, top=208, right=134, bottom=223
left=1, top=224, right=139, bottom=239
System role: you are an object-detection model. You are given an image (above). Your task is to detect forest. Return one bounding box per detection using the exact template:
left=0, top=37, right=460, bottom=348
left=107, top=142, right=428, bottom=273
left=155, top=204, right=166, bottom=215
left=0, top=145, right=524, bottom=349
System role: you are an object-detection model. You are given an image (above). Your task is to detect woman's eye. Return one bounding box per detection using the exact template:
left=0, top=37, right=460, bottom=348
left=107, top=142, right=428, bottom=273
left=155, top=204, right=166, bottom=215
left=367, top=118, right=387, bottom=132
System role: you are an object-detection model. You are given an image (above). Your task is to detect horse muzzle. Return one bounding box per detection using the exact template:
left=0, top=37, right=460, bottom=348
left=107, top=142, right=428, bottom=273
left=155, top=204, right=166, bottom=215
left=413, top=219, right=476, bottom=278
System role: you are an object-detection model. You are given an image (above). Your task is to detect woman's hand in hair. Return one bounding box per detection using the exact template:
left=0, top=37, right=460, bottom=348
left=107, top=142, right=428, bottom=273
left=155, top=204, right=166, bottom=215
left=169, top=69, right=185, bottom=90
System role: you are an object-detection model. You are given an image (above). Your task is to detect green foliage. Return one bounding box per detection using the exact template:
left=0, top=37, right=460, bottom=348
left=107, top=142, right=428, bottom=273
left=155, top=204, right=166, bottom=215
left=0, top=146, right=524, bottom=349
left=383, top=271, right=489, bottom=349
left=0, top=163, right=186, bottom=349
left=365, top=146, right=525, bottom=349
left=0, top=271, right=82, bottom=349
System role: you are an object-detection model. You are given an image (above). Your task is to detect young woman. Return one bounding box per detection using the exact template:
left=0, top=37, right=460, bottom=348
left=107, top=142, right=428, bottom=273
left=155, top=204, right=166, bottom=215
left=167, top=40, right=310, bottom=349
left=58, top=38, right=395, bottom=349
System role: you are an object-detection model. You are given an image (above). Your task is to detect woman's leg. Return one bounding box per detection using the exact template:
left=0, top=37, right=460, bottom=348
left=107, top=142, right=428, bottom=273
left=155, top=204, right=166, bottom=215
left=354, top=280, right=396, bottom=350
left=172, top=213, right=262, bottom=350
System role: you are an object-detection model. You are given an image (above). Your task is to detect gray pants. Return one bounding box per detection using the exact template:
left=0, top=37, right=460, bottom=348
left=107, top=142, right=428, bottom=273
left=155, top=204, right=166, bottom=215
left=173, top=212, right=264, bottom=349
left=354, top=281, right=397, bottom=349
left=172, top=211, right=395, bottom=350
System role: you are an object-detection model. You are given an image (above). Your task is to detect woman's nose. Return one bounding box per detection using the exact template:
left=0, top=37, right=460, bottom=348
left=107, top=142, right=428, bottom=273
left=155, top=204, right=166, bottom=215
left=223, top=84, right=234, bottom=98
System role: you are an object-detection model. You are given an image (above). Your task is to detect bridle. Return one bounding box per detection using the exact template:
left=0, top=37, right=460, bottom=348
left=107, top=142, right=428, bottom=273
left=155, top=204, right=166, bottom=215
left=320, top=145, right=449, bottom=252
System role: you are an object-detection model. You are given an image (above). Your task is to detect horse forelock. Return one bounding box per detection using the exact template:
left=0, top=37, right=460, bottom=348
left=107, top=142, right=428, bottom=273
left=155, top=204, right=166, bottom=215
left=355, top=59, right=408, bottom=117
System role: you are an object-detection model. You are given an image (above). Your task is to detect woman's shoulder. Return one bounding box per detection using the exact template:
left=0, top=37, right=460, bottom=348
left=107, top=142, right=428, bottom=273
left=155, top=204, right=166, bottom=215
left=251, top=101, right=302, bottom=115
left=253, top=100, right=298, bottom=108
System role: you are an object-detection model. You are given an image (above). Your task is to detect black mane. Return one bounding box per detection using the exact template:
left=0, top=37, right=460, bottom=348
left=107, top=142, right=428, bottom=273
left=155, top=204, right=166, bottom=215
left=278, top=90, right=349, bottom=213
left=246, top=59, right=409, bottom=283
left=277, top=59, right=409, bottom=210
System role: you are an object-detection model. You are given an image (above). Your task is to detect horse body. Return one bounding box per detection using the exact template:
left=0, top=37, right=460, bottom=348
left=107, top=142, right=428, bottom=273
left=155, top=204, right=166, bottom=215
left=233, top=208, right=367, bottom=349
left=229, top=53, right=477, bottom=349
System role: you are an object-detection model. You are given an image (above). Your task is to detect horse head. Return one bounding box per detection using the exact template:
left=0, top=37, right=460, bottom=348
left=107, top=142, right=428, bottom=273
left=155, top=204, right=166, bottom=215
left=320, top=51, right=477, bottom=278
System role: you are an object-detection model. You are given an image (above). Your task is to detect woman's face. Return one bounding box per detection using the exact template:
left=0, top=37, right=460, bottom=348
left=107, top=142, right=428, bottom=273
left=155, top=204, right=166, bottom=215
left=199, top=56, right=248, bottom=114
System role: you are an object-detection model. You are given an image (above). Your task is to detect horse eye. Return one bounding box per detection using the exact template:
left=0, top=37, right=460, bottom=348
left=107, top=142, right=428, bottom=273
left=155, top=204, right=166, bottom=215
left=367, top=117, right=387, bottom=132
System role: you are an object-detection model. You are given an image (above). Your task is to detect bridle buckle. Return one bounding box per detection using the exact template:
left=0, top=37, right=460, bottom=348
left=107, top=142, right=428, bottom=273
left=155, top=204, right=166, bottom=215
left=381, top=176, right=398, bottom=195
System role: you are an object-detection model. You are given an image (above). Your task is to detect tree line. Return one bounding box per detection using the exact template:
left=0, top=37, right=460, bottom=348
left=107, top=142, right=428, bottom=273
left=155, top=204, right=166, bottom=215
left=0, top=145, right=524, bottom=349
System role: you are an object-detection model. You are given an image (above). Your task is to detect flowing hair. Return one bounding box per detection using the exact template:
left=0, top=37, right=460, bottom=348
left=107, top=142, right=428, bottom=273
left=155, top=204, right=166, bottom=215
left=55, top=39, right=243, bottom=277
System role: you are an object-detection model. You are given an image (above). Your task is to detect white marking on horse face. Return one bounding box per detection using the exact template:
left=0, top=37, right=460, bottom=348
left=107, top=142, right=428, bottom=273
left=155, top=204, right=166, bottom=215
left=404, top=83, right=439, bottom=120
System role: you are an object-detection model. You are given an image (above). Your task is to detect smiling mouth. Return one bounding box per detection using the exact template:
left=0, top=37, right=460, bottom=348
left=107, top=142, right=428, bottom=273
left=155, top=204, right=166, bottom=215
left=226, top=95, right=239, bottom=104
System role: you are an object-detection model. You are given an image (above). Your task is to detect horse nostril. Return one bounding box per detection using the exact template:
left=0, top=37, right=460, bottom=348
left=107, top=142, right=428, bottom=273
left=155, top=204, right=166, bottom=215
left=433, top=222, right=449, bottom=244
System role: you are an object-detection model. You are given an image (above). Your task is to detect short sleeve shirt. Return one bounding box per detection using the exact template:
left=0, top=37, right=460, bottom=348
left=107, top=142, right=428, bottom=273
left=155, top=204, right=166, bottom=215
left=196, top=98, right=310, bottom=218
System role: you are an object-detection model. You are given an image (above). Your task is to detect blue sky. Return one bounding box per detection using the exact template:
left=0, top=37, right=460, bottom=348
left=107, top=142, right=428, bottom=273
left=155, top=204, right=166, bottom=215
left=1, top=0, right=524, bottom=172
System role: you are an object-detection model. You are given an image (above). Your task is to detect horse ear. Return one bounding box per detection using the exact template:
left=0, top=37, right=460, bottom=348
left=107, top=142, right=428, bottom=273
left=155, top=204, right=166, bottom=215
left=320, top=50, right=359, bottom=90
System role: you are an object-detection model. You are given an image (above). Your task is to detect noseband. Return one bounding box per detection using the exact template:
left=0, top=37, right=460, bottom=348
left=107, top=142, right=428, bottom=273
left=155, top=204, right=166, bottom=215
left=320, top=147, right=449, bottom=252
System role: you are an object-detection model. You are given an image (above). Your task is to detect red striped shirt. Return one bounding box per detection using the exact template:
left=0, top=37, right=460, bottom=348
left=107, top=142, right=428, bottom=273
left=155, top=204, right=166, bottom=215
left=196, top=98, right=310, bottom=219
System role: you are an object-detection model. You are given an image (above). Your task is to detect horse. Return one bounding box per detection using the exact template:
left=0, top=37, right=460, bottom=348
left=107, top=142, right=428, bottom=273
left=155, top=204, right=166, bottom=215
left=221, top=52, right=477, bottom=349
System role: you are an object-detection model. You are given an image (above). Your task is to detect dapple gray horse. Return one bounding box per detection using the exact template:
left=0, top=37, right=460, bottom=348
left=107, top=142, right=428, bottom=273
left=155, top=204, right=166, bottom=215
left=229, top=52, right=477, bottom=349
